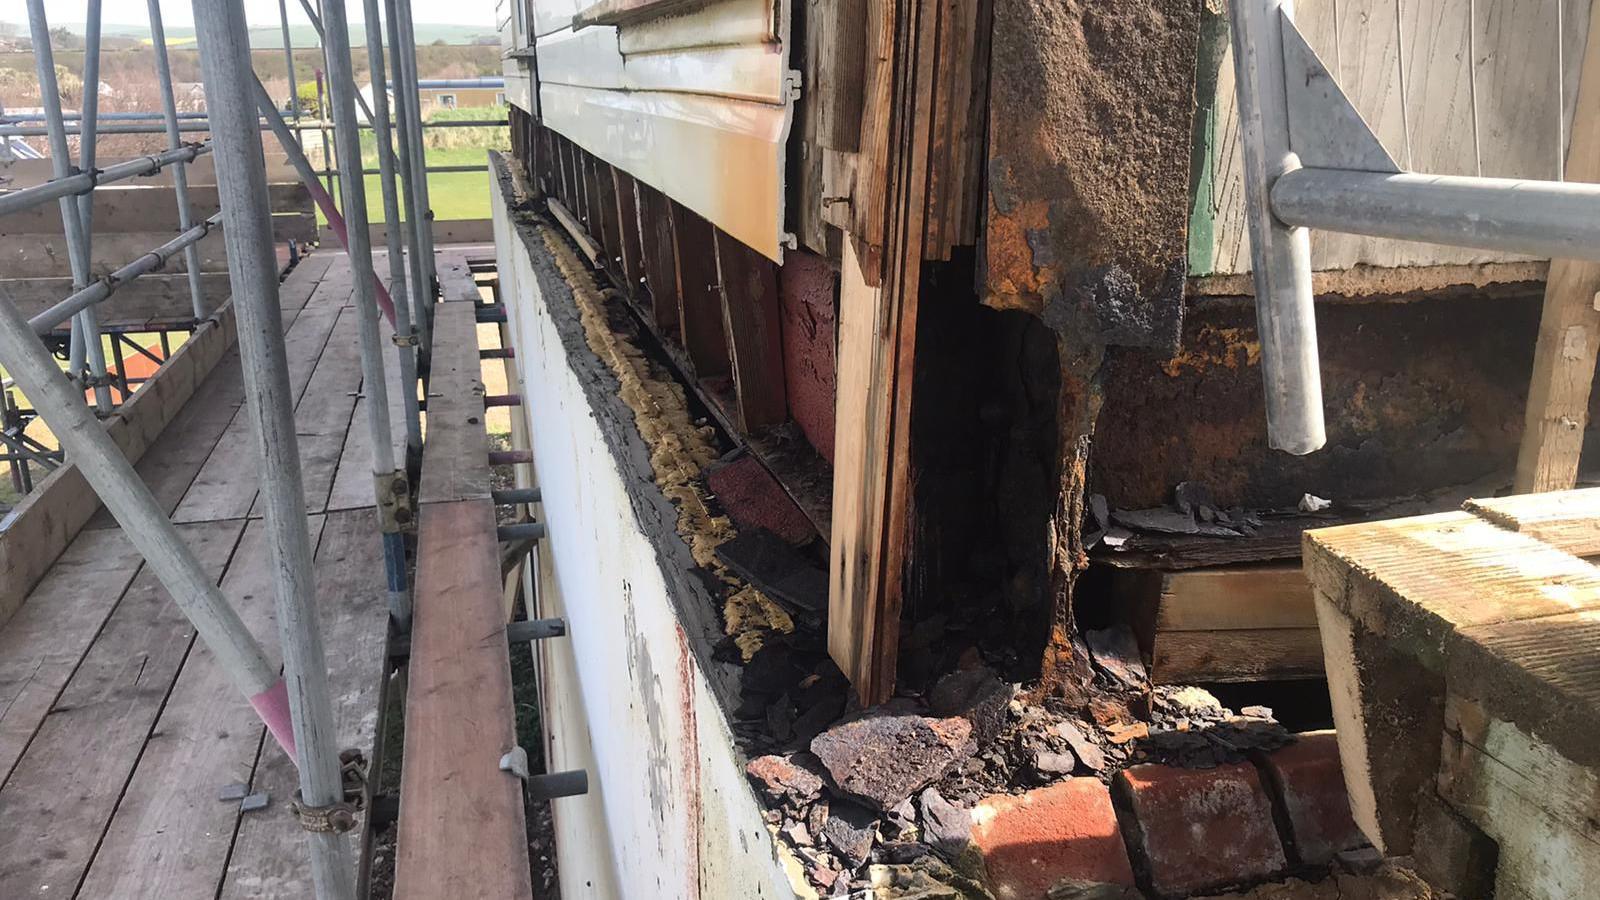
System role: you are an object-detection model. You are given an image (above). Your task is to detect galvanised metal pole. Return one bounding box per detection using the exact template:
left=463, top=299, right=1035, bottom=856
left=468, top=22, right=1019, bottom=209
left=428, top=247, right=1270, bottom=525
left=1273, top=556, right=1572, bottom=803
left=189, top=1, right=355, bottom=897
left=252, top=77, right=399, bottom=325
left=1273, top=169, right=1600, bottom=261
left=279, top=0, right=301, bottom=121
left=362, top=0, right=424, bottom=461
left=383, top=0, right=431, bottom=352
left=0, top=284, right=287, bottom=757
left=1224, top=0, right=1323, bottom=454
left=0, top=143, right=213, bottom=217
left=394, top=0, right=440, bottom=318
left=26, top=0, right=105, bottom=415
left=148, top=0, right=208, bottom=319
left=75, top=0, right=115, bottom=415
left=322, top=0, right=411, bottom=631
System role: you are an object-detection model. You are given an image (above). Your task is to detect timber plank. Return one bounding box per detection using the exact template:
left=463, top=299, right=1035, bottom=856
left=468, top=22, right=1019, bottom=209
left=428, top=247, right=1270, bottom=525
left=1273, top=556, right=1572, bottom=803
left=0, top=229, right=232, bottom=279
left=0, top=183, right=309, bottom=235
left=1147, top=564, right=1317, bottom=632
left=172, top=301, right=342, bottom=524
left=3, top=273, right=230, bottom=329
left=612, top=168, right=645, bottom=294
left=394, top=498, right=532, bottom=900
left=0, top=520, right=245, bottom=898
left=220, top=511, right=385, bottom=899
left=1152, top=628, right=1324, bottom=684
left=1463, top=487, right=1600, bottom=556
left=713, top=230, right=788, bottom=431
left=635, top=181, right=682, bottom=336
left=0, top=300, right=238, bottom=627
left=417, top=299, right=490, bottom=505
left=0, top=529, right=145, bottom=786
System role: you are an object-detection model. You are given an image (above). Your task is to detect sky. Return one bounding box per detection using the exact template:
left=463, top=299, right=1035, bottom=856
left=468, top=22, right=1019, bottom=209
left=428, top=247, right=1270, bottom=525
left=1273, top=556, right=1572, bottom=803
left=0, top=0, right=498, bottom=30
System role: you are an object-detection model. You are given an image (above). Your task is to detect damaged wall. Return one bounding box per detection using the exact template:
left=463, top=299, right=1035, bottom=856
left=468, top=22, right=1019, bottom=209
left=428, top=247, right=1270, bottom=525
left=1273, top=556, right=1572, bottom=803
left=492, top=160, right=807, bottom=899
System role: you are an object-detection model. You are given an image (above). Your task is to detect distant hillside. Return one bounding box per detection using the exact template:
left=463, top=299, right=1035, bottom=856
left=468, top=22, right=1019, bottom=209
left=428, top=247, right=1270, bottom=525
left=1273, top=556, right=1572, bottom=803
left=16, top=22, right=498, bottom=49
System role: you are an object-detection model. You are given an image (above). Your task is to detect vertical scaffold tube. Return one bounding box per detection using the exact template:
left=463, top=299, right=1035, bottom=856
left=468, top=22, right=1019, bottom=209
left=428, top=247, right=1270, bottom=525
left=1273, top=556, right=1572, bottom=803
left=384, top=0, right=432, bottom=353
left=148, top=0, right=209, bottom=320
left=189, top=1, right=356, bottom=897
left=1224, top=0, right=1325, bottom=453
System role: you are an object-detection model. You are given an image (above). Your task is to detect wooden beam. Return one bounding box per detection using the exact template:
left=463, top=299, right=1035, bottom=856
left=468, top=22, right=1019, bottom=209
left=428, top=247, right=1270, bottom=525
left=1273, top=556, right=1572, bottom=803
left=635, top=181, right=683, bottom=337
left=591, top=161, right=626, bottom=285
left=1, top=230, right=232, bottom=278
left=417, top=292, right=492, bottom=506
left=1513, top=0, right=1600, bottom=492
left=668, top=199, right=730, bottom=378
left=713, top=231, right=788, bottom=431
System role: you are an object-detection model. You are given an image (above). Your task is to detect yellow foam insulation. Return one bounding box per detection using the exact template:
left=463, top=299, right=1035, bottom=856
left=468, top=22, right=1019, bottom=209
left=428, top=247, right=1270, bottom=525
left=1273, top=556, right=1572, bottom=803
left=538, top=224, right=793, bottom=660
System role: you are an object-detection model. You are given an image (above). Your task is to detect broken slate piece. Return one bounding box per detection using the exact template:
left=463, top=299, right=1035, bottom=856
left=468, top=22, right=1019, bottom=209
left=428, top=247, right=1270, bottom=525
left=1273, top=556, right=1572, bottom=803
left=823, top=801, right=880, bottom=869
left=1034, top=751, right=1076, bottom=776
left=1173, top=481, right=1214, bottom=517
left=747, top=753, right=825, bottom=803
left=810, top=713, right=977, bottom=812
left=918, top=787, right=972, bottom=859
left=240, top=792, right=270, bottom=813
left=1084, top=626, right=1148, bottom=692
left=218, top=782, right=249, bottom=802
left=928, top=666, right=1012, bottom=747
left=1111, top=507, right=1198, bottom=535
left=1055, top=720, right=1106, bottom=772
left=1089, top=494, right=1110, bottom=531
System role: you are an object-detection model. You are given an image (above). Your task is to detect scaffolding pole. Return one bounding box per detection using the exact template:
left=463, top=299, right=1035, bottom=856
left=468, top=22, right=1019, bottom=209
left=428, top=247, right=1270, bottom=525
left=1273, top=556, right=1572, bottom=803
left=394, top=0, right=441, bottom=329
left=384, top=0, right=433, bottom=353
left=190, top=1, right=356, bottom=897
left=363, top=0, right=425, bottom=460
left=26, top=0, right=113, bottom=416
left=279, top=0, right=302, bottom=121
left=148, top=0, right=209, bottom=320
left=322, top=0, right=413, bottom=632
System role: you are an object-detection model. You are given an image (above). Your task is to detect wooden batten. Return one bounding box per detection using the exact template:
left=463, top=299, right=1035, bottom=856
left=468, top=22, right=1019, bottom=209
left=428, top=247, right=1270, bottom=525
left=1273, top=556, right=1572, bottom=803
left=669, top=200, right=731, bottom=378
left=713, top=230, right=788, bottom=431
left=635, top=181, right=683, bottom=336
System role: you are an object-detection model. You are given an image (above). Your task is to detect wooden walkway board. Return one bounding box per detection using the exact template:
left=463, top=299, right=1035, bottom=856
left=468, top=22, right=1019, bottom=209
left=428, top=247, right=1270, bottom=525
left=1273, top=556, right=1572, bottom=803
left=0, top=249, right=413, bottom=900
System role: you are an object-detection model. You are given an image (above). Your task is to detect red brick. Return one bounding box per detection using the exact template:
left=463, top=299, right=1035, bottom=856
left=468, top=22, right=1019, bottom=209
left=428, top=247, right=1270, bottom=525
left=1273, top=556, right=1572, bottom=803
left=1115, top=762, right=1286, bottom=896
left=1255, top=731, right=1368, bottom=866
left=705, top=453, right=814, bottom=544
left=970, top=778, right=1136, bottom=900
left=777, top=250, right=836, bottom=463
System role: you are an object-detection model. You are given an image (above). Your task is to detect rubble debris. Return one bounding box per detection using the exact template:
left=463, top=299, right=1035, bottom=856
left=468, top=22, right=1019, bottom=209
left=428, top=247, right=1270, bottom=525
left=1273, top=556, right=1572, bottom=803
left=1298, top=493, right=1332, bottom=513
left=867, top=855, right=995, bottom=899
left=715, top=528, right=828, bottom=619
left=823, top=801, right=880, bottom=868
left=747, top=753, right=825, bottom=804
left=1034, top=750, right=1076, bottom=775
left=970, top=779, right=1136, bottom=898
left=928, top=667, right=1013, bottom=747
left=1055, top=720, right=1106, bottom=772
left=918, top=787, right=972, bottom=858
left=811, top=713, right=978, bottom=812
left=1084, top=626, right=1148, bottom=692
left=1193, top=860, right=1438, bottom=899
left=1047, top=881, right=1140, bottom=900
left=1116, top=761, right=1287, bottom=896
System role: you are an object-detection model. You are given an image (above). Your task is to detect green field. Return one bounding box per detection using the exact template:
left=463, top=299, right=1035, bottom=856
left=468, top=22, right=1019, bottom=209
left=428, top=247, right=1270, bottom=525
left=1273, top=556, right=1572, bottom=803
left=312, top=106, right=507, bottom=225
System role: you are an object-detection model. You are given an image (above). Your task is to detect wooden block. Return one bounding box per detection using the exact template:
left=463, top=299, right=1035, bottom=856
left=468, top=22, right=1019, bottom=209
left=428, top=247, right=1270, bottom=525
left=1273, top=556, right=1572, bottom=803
left=714, top=230, right=788, bottom=432
left=668, top=199, right=730, bottom=378
left=1141, top=563, right=1317, bottom=632
left=1463, top=487, right=1600, bottom=556
left=394, top=498, right=532, bottom=900
left=1151, top=628, right=1324, bottom=684
left=592, top=160, right=627, bottom=285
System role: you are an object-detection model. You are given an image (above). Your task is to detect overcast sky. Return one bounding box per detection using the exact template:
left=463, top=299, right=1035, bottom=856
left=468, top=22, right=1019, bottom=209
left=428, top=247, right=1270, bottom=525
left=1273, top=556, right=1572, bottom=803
left=0, top=0, right=497, bottom=29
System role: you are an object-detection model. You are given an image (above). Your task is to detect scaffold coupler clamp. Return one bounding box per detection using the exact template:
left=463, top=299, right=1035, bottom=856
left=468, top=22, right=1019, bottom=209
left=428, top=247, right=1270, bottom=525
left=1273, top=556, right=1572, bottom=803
left=288, top=749, right=367, bottom=834
left=376, top=468, right=414, bottom=532
left=390, top=332, right=418, bottom=348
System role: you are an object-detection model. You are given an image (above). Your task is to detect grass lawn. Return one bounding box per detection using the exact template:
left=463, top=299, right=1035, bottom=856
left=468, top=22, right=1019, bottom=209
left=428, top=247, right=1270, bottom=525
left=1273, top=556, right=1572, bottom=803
left=315, top=106, right=507, bottom=225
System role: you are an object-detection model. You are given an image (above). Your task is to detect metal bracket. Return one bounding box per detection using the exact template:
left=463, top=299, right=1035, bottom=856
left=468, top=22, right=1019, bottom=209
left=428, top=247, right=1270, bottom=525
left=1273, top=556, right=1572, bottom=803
left=289, top=748, right=368, bottom=833
left=375, top=469, right=414, bottom=531
left=1279, top=11, right=1400, bottom=174
left=391, top=332, right=418, bottom=348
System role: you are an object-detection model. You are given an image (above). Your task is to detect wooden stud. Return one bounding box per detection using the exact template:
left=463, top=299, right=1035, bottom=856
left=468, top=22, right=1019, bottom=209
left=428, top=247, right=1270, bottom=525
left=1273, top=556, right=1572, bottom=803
left=1512, top=0, right=1600, bottom=493
left=611, top=168, right=646, bottom=295
left=592, top=161, right=626, bottom=285
left=635, top=181, right=683, bottom=337
left=668, top=200, right=730, bottom=378
left=713, top=230, right=789, bottom=432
